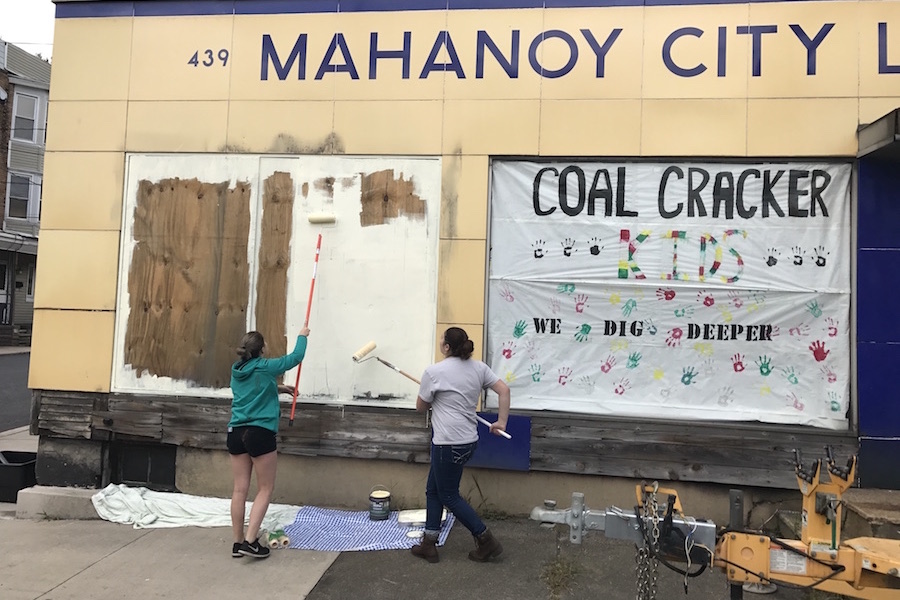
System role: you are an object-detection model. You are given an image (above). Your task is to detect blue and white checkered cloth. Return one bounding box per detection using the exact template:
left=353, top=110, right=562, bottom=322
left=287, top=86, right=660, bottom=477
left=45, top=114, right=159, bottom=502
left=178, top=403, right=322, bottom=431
left=284, top=506, right=455, bottom=552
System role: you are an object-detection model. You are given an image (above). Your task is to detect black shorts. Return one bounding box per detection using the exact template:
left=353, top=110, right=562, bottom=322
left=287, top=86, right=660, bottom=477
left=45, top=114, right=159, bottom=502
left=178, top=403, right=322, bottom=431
left=227, top=426, right=277, bottom=457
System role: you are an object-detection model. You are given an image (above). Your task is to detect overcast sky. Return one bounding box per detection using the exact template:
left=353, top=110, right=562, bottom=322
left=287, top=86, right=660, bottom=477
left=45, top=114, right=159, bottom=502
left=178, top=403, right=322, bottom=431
left=0, top=0, right=56, bottom=61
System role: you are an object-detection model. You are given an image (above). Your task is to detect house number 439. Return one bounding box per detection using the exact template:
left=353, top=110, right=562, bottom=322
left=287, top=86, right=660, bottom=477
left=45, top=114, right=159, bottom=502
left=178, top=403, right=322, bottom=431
left=188, top=49, right=229, bottom=67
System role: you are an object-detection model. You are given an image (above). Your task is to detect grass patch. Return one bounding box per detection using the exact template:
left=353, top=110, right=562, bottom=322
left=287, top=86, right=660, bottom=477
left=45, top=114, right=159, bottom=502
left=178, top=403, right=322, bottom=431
left=541, top=555, right=579, bottom=600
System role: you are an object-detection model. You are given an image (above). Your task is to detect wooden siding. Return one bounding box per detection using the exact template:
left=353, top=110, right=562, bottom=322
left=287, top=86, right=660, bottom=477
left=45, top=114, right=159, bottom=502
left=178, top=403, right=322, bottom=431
left=32, top=390, right=858, bottom=489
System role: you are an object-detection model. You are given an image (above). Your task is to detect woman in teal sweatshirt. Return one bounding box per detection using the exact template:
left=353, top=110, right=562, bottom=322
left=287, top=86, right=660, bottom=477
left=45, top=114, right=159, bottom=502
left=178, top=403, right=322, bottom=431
left=227, top=327, right=309, bottom=559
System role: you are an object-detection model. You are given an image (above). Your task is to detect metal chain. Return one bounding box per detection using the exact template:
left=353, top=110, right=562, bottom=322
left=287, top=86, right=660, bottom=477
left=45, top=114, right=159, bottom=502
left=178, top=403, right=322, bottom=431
left=635, top=482, right=660, bottom=600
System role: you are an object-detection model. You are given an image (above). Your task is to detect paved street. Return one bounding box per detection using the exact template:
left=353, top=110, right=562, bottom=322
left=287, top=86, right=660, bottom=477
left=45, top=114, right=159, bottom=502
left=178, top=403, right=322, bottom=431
left=0, top=351, right=31, bottom=432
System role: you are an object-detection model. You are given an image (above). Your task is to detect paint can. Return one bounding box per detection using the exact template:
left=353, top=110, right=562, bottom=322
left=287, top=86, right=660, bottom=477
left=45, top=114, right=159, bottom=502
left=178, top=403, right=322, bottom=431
left=369, top=485, right=391, bottom=521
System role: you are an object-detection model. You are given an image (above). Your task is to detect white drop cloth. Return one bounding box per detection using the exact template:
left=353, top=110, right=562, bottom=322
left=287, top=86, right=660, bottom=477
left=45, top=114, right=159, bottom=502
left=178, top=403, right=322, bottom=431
left=91, top=483, right=300, bottom=531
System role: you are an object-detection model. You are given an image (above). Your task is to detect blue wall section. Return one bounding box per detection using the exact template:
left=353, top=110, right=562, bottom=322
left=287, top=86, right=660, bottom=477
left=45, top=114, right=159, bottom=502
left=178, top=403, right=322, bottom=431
left=857, top=158, right=900, bottom=489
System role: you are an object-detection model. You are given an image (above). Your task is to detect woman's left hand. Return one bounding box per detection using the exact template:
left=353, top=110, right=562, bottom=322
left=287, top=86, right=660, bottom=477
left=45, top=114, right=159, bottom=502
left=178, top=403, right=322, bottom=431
left=489, top=421, right=508, bottom=437
left=277, top=384, right=296, bottom=395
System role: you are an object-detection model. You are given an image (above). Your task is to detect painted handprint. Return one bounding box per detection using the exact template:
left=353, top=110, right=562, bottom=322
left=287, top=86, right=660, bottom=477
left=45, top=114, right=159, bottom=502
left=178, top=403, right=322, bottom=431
left=643, top=318, right=658, bottom=335
left=589, top=237, right=603, bottom=256
left=499, top=283, right=514, bottom=302
left=674, top=306, right=694, bottom=319
left=652, top=367, right=664, bottom=380
left=717, top=305, right=733, bottom=323
left=806, top=300, right=822, bottom=319
left=513, top=320, right=527, bottom=338
left=600, top=355, right=617, bottom=374
left=727, top=291, right=743, bottom=309
left=505, top=371, right=516, bottom=383
left=561, top=238, right=576, bottom=257
left=532, top=240, right=546, bottom=259
left=666, top=327, right=684, bottom=347
left=622, top=298, right=637, bottom=317
left=656, top=288, right=676, bottom=302
left=659, top=386, right=672, bottom=400
left=557, top=367, right=573, bottom=385
left=789, top=323, right=811, bottom=337
left=765, top=248, right=780, bottom=267
left=501, top=341, right=517, bottom=359
left=770, top=325, right=781, bottom=338
left=697, top=290, right=715, bottom=307
left=549, top=297, right=560, bottom=314
left=608, top=291, right=621, bottom=305
left=610, top=339, right=629, bottom=352
left=731, top=353, right=745, bottom=372
left=700, top=358, right=716, bottom=376
left=529, top=364, right=544, bottom=382
left=792, top=246, right=803, bottom=266
left=574, top=324, right=592, bottom=342
left=692, top=342, right=714, bottom=357
left=613, top=378, right=631, bottom=395
left=524, top=339, right=538, bottom=359
left=681, top=366, right=698, bottom=385
left=574, top=294, right=589, bottom=314
left=786, top=392, right=804, bottom=411
left=820, top=365, right=837, bottom=384
left=825, top=317, right=838, bottom=338
left=578, top=375, right=595, bottom=393
left=809, top=340, right=830, bottom=362
left=781, top=366, right=799, bottom=385
left=827, top=391, right=842, bottom=412
left=812, top=245, right=829, bottom=267
left=717, top=386, right=735, bottom=406
left=755, top=355, right=773, bottom=376
left=557, top=283, right=576, bottom=294
left=626, top=352, right=642, bottom=369
left=760, top=384, right=771, bottom=396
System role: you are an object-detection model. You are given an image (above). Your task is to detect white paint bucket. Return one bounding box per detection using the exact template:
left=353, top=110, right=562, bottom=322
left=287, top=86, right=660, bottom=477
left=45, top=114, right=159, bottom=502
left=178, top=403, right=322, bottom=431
left=369, top=485, right=391, bottom=521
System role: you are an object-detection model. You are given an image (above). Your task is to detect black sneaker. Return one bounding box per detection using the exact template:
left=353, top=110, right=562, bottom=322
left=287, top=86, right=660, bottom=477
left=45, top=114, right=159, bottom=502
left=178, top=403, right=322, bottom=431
left=232, top=542, right=243, bottom=558
left=239, top=538, right=270, bottom=559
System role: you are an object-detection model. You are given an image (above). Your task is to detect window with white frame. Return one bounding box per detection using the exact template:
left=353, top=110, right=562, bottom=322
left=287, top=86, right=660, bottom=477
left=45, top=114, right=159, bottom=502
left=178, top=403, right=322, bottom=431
left=13, top=93, right=38, bottom=142
left=8, top=174, right=30, bottom=219
left=26, top=263, right=35, bottom=300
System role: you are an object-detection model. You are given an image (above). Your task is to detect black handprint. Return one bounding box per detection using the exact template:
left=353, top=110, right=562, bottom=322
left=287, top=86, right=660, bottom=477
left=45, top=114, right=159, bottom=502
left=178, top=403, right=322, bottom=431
left=792, top=246, right=803, bottom=266
left=766, top=247, right=780, bottom=267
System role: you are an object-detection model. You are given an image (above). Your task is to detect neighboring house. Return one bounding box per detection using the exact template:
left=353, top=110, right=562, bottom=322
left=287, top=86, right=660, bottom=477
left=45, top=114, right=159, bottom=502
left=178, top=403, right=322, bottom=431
left=0, top=40, right=50, bottom=345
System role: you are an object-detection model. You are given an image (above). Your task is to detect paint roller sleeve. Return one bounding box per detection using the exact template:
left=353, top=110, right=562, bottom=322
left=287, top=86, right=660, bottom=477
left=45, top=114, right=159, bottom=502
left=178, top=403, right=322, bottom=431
left=308, top=213, right=336, bottom=224
left=352, top=341, right=377, bottom=362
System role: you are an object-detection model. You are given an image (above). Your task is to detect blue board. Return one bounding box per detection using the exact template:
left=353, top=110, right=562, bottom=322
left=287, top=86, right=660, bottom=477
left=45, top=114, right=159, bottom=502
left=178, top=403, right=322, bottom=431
left=468, top=413, right=531, bottom=471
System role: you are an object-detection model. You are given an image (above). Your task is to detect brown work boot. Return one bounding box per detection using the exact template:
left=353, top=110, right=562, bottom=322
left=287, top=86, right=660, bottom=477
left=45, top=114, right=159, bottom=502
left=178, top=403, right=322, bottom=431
left=468, top=528, right=503, bottom=562
left=411, top=533, right=439, bottom=563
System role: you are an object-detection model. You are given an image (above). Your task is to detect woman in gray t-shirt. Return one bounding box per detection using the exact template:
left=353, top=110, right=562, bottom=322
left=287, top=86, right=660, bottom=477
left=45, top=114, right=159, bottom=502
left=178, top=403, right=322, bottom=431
left=410, top=327, right=511, bottom=564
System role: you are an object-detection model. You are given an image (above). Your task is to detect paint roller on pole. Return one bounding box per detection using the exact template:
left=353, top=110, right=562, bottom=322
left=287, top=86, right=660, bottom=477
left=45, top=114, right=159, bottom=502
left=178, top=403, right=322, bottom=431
left=352, top=341, right=512, bottom=439
left=289, top=233, right=322, bottom=427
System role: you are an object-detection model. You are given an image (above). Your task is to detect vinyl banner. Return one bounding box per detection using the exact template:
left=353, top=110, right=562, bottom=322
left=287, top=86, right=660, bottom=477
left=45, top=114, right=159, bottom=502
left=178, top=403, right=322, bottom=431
left=487, top=161, right=851, bottom=430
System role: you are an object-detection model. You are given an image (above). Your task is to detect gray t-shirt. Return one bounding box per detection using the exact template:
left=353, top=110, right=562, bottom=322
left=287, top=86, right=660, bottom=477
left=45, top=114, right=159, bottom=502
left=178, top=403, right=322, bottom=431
left=418, top=357, right=500, bottom=445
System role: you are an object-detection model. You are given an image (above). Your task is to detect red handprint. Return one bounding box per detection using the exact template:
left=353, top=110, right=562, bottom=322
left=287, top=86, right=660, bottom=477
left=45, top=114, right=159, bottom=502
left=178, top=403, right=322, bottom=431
left=574, top=294, right=589, bottom=314
left=825, top=317, right=838, bottom=338
left=656, top=288, right=676, bottom=301
left=820, top=365, right=837, bottom=384
left=809, top=340, right=830, bottom=362
left=731, top=353, right=745, bottom=373
left=600, top=355, right=617, bottom=374
left=665, top=328, right=683, bottom=347
left=697, top=290, right=715, bottom=307
left=558, top=367, right=573, bottom=385
left=501, top=341, right=516, bottom=359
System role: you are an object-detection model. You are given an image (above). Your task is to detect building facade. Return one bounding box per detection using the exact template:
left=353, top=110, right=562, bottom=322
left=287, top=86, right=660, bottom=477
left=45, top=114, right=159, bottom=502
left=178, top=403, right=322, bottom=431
left=29, top=0, right=900, bottom=515
left=0, top=40, right=50, bottom=345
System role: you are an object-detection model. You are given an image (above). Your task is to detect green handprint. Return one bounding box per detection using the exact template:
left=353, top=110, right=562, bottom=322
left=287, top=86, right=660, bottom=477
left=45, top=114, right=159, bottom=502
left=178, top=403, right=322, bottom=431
left=806, top=300, right=822, bottom=318
left=828, top=391, right=841, bottom=412
left=557, top=283, right=576, bottom=294
left=681, top=367, right=698, bottom=385
left=529, top=364, right=543, bottom=382
left=781, top=366, right=799, bottom=385
left=756, top=355, right=773, bottom=376
left=626, top=352, right=642, bottom=369
left=622, top=298, right=637, bottom=317
left=574, top=323, right=592, bottom=342
left=513, top=320, right=527, bottom=338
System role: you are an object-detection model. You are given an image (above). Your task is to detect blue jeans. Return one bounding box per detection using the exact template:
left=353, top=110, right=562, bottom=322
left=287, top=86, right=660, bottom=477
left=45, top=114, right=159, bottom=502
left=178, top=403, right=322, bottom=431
left=424, top=442, right=486, bottom=537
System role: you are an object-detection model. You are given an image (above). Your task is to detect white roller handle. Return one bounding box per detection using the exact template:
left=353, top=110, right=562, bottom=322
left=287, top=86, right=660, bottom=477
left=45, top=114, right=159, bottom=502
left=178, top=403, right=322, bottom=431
left=476, top=415, right=512, bottom=439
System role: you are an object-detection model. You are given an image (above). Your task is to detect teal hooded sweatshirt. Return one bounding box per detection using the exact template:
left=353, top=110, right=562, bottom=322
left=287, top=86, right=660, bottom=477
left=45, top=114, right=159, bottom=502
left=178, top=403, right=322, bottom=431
left=229, top=335, right=308, bottom=433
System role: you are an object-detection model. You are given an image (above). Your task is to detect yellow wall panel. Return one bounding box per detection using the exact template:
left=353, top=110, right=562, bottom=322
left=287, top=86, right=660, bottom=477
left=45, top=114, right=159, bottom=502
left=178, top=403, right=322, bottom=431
left=540, top=100, right=641, bottom=156
left=231, top=13, right=339, bottom=101
left=45, top=101, right=127, bottom=152
left=333, top=100, right=442, bottom=155
left=40, top=152, right=125, bottom=231
left=130, top=16, right=234, bottom=100
left=541, top=7, right=644, bottom=100
left=642, top=4, right=751, bottom=99
left=641, top=99, right=747, bottom=156
left=226, top=100, right=335, bottom=153
left=434, top=323, right=484, bottom=361
left=436, top=239, right=486, bottom=325
left=443, top=9, right=543, bottom=100
left=49, top=18, right=133, bottom=101
left=441, top=154, right=489, bottom=240
left=126, top=101, right=228, bottom=152
left=29, top=309, right=115, bottom=392
left=332, top=11, right=449, bottom=101
left=747, top=98, right=858, bottom=156
left=442, top=99, right=540, bottom=155
left=747, top=2, right=858, bottom=99
left=33, top=231, right=119, bottom=310
left=860, top=97, right=900, bottom=125
left=859, top=1, right=900, bottom=98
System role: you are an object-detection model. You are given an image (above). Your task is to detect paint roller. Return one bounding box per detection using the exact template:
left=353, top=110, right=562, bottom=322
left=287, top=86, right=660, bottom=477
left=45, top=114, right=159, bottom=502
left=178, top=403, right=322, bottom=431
left=352, top=341, right=512, bottom=439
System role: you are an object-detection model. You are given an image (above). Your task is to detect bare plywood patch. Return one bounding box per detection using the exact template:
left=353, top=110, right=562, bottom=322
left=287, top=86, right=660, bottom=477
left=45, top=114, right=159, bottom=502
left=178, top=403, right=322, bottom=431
left=124, top=178, right=251, bottom=389
left=314, top=176, right=335, bottom=202
left=359, top=170, right=426, bottom=227
left=301, top=182, right=309, bottom=198
left=255, top=172, right=294, bottom=358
